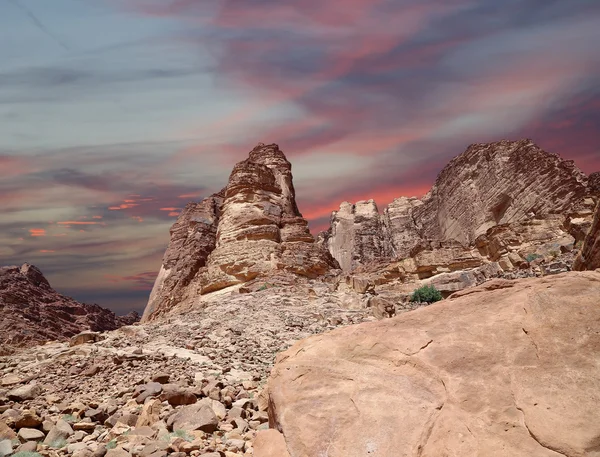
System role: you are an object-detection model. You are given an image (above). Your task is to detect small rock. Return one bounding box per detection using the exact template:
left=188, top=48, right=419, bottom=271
left=18, top=427, right=46, bottom=442
left=70, top=331, right=100, bottom=346
left=0, top=439, right=13, bottom=457
left=151, top=373, right=170, bottom=384
left=105, top=448, right=132, bottom=457
left=17, top=440, right=38, bottom=452
left=7, top=383, right=42, bottom=402
left=44, top=419, right=74, bottom=446
left=15, top=410, right=43, bottom=429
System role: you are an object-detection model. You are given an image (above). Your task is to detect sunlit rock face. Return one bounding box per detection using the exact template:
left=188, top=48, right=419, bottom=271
left=143, top=144, right=338, bottom=322
left=323, top=139, right=591, bottom=271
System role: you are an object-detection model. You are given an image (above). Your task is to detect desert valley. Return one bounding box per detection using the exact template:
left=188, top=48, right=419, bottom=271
left=1, top=140, right=600, bottom=457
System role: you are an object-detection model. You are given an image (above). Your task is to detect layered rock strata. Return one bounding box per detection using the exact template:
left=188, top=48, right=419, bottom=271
left=265, top=271, right=600, bottom=457
left=0, top=264, right=138, bottom=354
left=143, top=144, right=337, bottom=322
left=322, top=140, right=595, bottom=286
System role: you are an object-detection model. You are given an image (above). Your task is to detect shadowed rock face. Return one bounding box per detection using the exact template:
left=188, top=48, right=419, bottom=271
left=143, top=144, right=338, bottom=322
left=588, top=171, right=600, bottom=196
left=0, top=264, right=138, bottom=354
left=266, top=271, right=600, bottom=457
left=574, top=200, right=600, bottom=271
left=323, top=139, right=590, bottom=270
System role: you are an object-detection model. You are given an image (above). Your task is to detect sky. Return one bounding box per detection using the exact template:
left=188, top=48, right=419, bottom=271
left=1, top=0, right=599, bottom=314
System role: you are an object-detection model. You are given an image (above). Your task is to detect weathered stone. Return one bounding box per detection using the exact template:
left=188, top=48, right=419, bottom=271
left=70, top=332, right=100, bottom=346
left=135, top=382, right=162, bottom=404
left=17, top=440, right=38, bottom=453
left=18, top=427, right=45, bottom=442
left=7, top=383, right=42, bottom=402
left=150, top=373, right=170, bottom=384
left=15, top=410, right=42, bottom=429
left=158, top=384, right=196, bottom=406
left=0, top=439, right=13, bottom=457
left=43, top=419, right=74, bottom=446
left=136, top=399, right=162, bottom=428
left=0, top=422, right=16, bottom=441
left=167, top=401, right=218, bottom=433
left=267, top=271, right=600, bottom=457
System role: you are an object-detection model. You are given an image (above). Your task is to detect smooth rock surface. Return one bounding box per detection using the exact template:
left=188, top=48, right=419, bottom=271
left=267, top=271, right=600, bottom=457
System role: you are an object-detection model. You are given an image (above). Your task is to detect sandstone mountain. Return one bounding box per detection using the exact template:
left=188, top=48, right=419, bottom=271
left=0, top=264, right=139, bottom=355
left=146, top=140, right=598, bottom=323
left=143, top=143, right=337, bottom=322
left=322, top=139, right=594, bottom=271
left=264, top=271, right=600, bottom=457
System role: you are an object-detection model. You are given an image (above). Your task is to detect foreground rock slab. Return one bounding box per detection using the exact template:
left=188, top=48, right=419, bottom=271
left=267, top=271, right=600, bottom=457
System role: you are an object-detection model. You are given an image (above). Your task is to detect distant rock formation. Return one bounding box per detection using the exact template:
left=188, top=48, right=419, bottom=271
left=0, top=264, right=138, bottom=354
left=574, top=199, right=600, bottom=271
left=323, top=139, right=591, bottom=270
left=265, top=271, right=600, bottom=457
left=143, top=144, right=338, bottom=322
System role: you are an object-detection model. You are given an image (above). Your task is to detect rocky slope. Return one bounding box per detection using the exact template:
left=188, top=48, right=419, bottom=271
left=264, top=271, right=600, bottom=457
left=144, top=144, right=337, bottom=322
left=0, top=264, right=139, bottom=355
left=0, top=276, right=404, bottom=457
left=323, top=139, right=593, bottom=270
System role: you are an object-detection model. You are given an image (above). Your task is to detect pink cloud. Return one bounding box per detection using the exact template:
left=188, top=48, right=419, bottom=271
left=29, top=228, right=46, bottom=237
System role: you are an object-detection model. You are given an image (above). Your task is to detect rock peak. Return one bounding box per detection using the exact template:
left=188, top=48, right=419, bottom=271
left=143, top=144, right=337, bottom=322
left=247, top=143, right=290, bottom=169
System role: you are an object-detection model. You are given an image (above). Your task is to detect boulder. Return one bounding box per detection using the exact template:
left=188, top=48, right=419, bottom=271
left=43, top=419, right=74, bottom=446
left=267, top=271, right=600, bottom=457
left=7, top=383, right=42, bottom=402
left=18, top=427, right=45, bottom=442
left=167, top=400, right=219, bottom=433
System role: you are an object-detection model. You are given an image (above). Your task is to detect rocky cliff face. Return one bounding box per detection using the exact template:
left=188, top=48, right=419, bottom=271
left=0, top=264, right=138, bottom=354
left=574, top=200, right=600, bottom=271
left=324, top=139, right=591, bottom=271
left=143, top=144, right=338, bottom=322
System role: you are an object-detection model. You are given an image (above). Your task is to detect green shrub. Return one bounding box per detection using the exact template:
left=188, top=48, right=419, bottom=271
left=61, top=414, right=77, bottom=423
left=410, top=285, right=443, bottom=304
left=525, top=253, right=541, bottom=262
left=171, top=429, right=194, bottom=442
left=48, top=438, right=67, bottom=449
left=106, top=439, right=117, bottom=450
